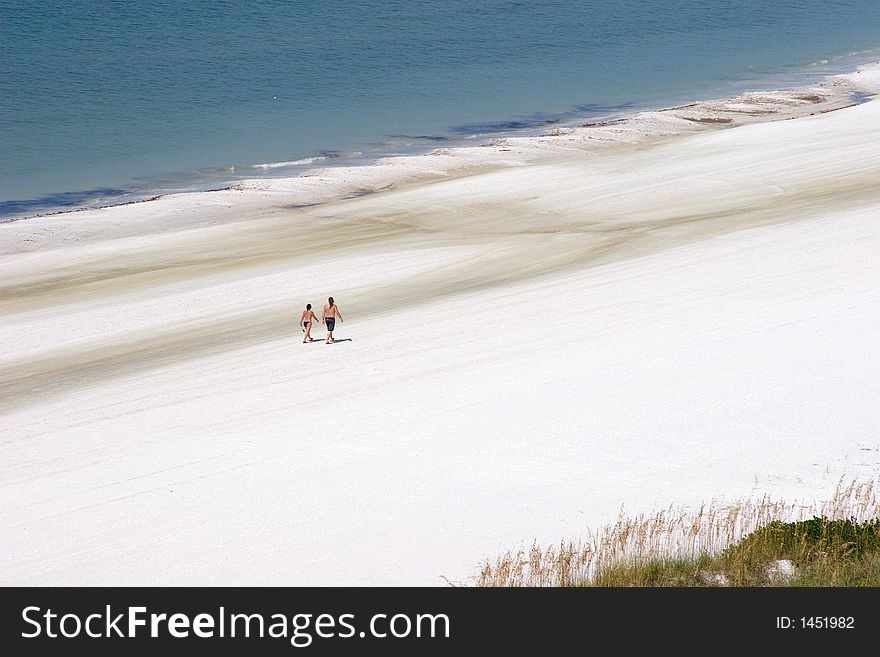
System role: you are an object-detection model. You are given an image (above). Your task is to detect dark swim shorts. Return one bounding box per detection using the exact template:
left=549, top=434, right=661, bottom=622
left=325, top=317, right=336, bottom=331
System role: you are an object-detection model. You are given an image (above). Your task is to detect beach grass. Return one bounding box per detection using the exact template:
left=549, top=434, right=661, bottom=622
left=475, top=478, right=880, bottom=587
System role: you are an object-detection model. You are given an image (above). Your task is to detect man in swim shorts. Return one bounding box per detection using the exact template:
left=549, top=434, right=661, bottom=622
left=322, top=296, right=343, bottom=344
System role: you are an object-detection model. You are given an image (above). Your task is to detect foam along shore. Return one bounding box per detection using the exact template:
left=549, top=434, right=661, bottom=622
left=1, top=64, right=880, bottom=585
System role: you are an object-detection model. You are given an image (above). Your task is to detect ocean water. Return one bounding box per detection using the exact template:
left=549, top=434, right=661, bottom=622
left=2, top=0, right=879, bottom=219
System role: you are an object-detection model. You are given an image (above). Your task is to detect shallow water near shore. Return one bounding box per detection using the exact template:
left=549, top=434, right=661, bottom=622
left=2, top=0, right=880, bottom=219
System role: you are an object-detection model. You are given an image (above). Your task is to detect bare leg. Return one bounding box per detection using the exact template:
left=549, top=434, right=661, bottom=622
left=303, top=324, right=311, bottom=343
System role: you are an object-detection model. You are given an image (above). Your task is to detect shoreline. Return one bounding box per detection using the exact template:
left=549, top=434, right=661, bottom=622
left=2, top=62, right=880, bottom=585
left=2, top=51, right=878, bottom=233
left=2, top=65, right=875, bottom=258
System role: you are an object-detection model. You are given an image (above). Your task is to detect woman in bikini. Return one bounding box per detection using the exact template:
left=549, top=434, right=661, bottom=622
left=300, top=303, right=318, bottom=343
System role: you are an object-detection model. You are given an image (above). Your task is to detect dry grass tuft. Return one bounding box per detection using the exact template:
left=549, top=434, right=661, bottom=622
left=476, top=478, right=879, bottom=587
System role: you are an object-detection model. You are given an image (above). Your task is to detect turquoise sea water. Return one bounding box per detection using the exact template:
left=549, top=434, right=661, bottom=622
left=2, top=0, right=879, bottom=219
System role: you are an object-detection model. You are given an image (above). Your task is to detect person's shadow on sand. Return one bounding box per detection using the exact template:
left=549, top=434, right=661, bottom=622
left=305, top=338, right=353, bottom=344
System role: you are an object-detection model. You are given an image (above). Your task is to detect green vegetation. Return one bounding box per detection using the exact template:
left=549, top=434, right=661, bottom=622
left=720, top=516, right=880, bottom=586
left=589, top=517, right=880, bottom=587
left=475, top=479, right=880, bottom=587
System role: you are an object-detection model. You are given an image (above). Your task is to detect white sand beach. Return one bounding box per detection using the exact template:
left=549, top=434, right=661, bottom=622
left=1, top=64, right=880, bottom=585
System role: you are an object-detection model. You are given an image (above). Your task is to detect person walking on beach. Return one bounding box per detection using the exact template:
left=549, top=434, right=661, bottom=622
left=300, top=303, right=319, bottom=343
left=322, top=296, right=343, bottom=344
